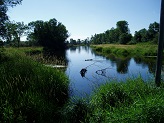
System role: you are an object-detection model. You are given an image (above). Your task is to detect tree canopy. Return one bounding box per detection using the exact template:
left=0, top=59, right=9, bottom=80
left=90, top=21, right=159, bottom=45
left=90, top=20, right=132, bottom=44
left=0, top=0, right=22, bottom=38
left=27, top=18, right=69, bottom=51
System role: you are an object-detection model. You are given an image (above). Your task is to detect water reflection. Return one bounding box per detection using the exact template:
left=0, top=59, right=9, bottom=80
left=107, top=56, right=131, bottom=74
left=65, top=46, right=155, bottom=97
left=69, top=47, right=77, bottom=53
left=134, top=57, right=156, bottom=74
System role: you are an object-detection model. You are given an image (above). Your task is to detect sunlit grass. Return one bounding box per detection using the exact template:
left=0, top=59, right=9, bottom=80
left=88, top=78, right=164, bottom=123
left=91, top=43, right=158, bottom=57
left=62, top=77, right=164, bottom=123
left=1, top=47, right=163, bottom=122
left=0, top=47, right=69, bottom=122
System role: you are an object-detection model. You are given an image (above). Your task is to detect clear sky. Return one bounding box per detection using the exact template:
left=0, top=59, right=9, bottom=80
left=7, top=0, right=161, bottom=40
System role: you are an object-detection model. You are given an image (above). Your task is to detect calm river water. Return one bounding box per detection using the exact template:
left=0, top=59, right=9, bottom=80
left=65, top=46, right=156, bottom=97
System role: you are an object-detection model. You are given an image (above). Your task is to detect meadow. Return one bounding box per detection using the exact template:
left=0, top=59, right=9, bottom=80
left=91, top=43, right=158, bottom=57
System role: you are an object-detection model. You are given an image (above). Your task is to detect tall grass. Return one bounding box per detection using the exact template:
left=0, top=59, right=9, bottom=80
left=91, top=44, right=158, bottom=57
left=0, top=48, right=69, bottom=122
left=62, top=77, right=164, bottom=123
left=1, top=47, right=163, bottom=122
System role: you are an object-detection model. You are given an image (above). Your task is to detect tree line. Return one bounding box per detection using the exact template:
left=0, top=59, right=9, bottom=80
left=90, top=20, right=159, bottom=45
left=0, top=0, right=160, bottom=50
left=0, top=0, right=69, bottom=52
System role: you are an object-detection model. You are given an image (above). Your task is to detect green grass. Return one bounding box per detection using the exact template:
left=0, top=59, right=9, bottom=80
left=89, top=78, right=164, bottom=123
left=91, top=43, right=158, bottom=57
left=1, top=47, right=164, bottom=122
left=62, top=78, right=164, bottom=123
left=0, top=48, right=69, bottom=122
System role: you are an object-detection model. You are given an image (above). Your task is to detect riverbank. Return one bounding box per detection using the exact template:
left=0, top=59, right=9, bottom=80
left=62, top=77, right=164, bottom=123
left=0, top=47, right=69, bottom=122
left=91, top=43, right=158, bottom=57
left=1, top=47, right=164, bottom=122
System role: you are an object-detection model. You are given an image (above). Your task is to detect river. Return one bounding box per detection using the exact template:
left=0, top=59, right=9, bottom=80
left=65, top=46, right=156, bottom=97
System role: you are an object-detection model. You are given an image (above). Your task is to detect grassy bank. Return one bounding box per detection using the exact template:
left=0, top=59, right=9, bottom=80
left=91, top=43, right=158, bottom=57
left=63, top=78, right=164, bottom=123
left=0, top=47, right=69, bottom=122
left=1, top=47, right=164, bottom=122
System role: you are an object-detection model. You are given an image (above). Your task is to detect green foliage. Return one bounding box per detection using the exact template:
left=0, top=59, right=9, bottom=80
left=0, top=48, right=69, bottom=122
left=90, top=20, right=131, bottom=44
left=4, top=21, right=28, bottom=47
left=62, top=98, right=91, bottom=123
left=0, top=40, right=4, bottom=47
left=28, top=18, right=69, bottom=50
left=94, top=47, right=103, bottom=52
left=0, top=0, right=22, bottom=38
left=133, top=22, right=159, bottom=44
left=63, top=77, right=164, bottom=123
left=91, top=78, right=164, bottom=122
left=119, top=33, right=132, bottom=44
left=102, top=47, right=111, bottom=54
left=116, top=20, right=129, bottom=34
left=0, top=48, right=10, bottom=62
left=90, top=21, right=159, bottom=45
left=91, top=83, right=133, bottom=109
left=92, top=44, right=157, bottom=57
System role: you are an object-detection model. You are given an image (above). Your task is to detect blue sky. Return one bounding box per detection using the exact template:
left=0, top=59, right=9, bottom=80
left=7, top=0, right=161, bottom=40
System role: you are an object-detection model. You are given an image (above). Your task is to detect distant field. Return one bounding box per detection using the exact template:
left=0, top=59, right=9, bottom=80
left=91, top=43, right=158, bottom=57
left=92, top=43, right=157, bottom=49
left=92, top=44, right=136, bottom=48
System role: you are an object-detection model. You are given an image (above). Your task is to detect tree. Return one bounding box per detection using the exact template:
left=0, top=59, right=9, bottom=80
left=70, top=38, right=76, bottom=45
left=90, top=20, right=132, bottom=45
left=14, top=22, right=28, bottom=47
left=119, top=33, right=132, bottom=44
left=148, top=22, right=159, bottom=41
left=4, top=21, right=28, bottom=47
left=28, top=18, right=69, bottom=51
left=116, top=20, right=129, bottom=34
left=0, top=0, right=22, bottom=38
left=134, top=28, right=149, bottom=43
left=108, top=28, right=120, bottom=43
left=0, top=40, right=3, bottom=47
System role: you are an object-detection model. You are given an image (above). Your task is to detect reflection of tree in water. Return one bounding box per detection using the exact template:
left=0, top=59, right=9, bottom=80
left=69, top=46, right=77, bottom=53
left=77, top=46, right=81, bottom=53
left=83, top=46, right=90, bottom=53
left=69, top=46, right=90, bottom=53
left=107, top=55, right=131, bottom=74
left=134, top=57, right=156, bottom=74
left=116, top=57, right=131, bottom=74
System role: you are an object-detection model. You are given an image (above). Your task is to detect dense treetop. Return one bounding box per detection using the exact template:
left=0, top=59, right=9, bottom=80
left=90, top=20, right=159, bottom=45
left=0, top=0, right=22, bottom=38
left=27, top=18, right=69, bottom=51
left=0, top=1, right=160, bottom=47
